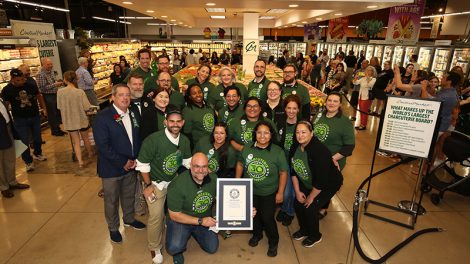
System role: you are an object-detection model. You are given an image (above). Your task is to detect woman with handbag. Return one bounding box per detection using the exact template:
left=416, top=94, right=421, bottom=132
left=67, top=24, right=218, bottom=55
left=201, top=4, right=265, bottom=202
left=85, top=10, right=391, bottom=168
left=352, top=66, right=377, bottom=130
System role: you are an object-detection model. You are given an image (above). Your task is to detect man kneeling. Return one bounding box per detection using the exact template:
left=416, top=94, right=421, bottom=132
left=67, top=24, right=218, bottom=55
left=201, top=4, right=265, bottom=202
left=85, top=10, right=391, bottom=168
left=166, top=153, right=218, bottom=264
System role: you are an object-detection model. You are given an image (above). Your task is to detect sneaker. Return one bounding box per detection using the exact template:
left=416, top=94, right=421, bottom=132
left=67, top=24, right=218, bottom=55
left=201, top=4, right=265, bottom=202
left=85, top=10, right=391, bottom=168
left=110, top=231, right=122, bottom=243
left=33, top=154, right=47, bottom=161
left=282, top=214, right=294, bottom=226
left=10, top=183, right=30, bottom=190
left=318, top=210, right=328, bottom=220
left=1, top=189, right=14, bottom=198
left=276, top=210, right=287, bottom=222
left=124, top=220, right=146, bottom=230
left=151, top=249, right=163, bottom=264
left=173, top=253, right=184, bottom=264
left=267, top=245, right=278, bottom=257
left=292, top=230, right=307, bottom=241
left=302, top=235, right=322, bottom=248
left=26, top=163, right=35, bottom=172
left=248, top=235, right=262, bottom=247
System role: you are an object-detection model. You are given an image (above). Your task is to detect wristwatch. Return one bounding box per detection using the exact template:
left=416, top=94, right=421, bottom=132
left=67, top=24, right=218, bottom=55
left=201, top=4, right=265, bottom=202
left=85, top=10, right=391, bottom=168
left=197, top=217, right=203, bottom=226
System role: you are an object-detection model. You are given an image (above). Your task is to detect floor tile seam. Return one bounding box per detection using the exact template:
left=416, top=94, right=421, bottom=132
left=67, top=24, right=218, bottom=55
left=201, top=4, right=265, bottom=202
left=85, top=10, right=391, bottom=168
left=285, top=225, right=303, bottom=264
left=55, top=177, right=93, bottom=213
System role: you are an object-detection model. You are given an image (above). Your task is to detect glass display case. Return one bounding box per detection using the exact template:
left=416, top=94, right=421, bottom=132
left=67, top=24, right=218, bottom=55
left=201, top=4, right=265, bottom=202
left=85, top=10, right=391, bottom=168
left=366, top=45, right=375, bottom=60
left=392, top=46, right=405, bottom=67
left=451, top=48, right=470, bottom=77
left=382, top=46, right=394, bottom=67
left=374, top=45, right=384, bottom=62
left=417, top=47, right=434, bottom=71
left=403, top=46, right=418, bottom=66
left=431, top=48, right=452, bottom=80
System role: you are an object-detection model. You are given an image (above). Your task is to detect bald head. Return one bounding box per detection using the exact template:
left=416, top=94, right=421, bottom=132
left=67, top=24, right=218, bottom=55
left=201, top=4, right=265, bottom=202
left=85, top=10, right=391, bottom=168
left=41, top=58, right=53, bottom=71
left=190, top=152, right=209, bottom=183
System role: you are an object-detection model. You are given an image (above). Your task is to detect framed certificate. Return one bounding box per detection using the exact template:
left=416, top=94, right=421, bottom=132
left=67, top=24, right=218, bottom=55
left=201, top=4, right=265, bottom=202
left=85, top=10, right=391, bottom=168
left=216, top=178, right=253, bottom=230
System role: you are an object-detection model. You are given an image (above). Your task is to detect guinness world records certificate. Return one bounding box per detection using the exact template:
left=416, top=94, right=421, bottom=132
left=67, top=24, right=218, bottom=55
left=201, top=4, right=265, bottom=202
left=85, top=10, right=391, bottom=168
left=216, top=178, right=253, bottom=230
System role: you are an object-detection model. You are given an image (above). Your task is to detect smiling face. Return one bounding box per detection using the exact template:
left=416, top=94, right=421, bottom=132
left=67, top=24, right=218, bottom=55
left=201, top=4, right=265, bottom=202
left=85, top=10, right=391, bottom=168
left=267, top=82, right=281, bottom=101
left=139, top=52, right=151, bottom=70
left=189, top=85, right=204, bottom=106
left=405, top=64, right=414, bottom=75
left=197, top=65, right=210, bottom=83
left=429, top=77, right=439, bottom=88
left=225, top=88, right=240, bottom=108
left=112, top=86, right=131, bottom=112
left=220, top=69, right=234, bottom=86
left=255, top=124, right=272, bottom=148
left=254, top=60, right=266, bottom=78
left=285, top=101, right=299, bottom=120
left=213, top=126, right=227, bottom=145
left=154, top=90, right=170, bottom=109
left=158, top=57, right=170, bottom=73
left=164, top=113, right=185, bottom=136
left=326, top=94, right=341, bottom=115
left=245, top=99, right=261, bottom=120
left=283, top=65, right=296, bottom=84
left=296, top=123, right=314, bottom=146
left=157, top=72, right=172, bottom=91
left=190, top=153, right=209, bottom=183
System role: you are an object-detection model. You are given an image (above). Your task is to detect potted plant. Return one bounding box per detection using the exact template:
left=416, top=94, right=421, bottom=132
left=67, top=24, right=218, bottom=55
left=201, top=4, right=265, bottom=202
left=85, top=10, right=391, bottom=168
left=357, top=19, right=383, bottom=40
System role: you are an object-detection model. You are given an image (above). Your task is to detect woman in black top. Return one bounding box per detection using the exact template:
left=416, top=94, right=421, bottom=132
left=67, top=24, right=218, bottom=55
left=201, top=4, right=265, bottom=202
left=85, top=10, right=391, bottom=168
left=262, top=81, right=285, bottom=125
left=371, top=60, right=393, bottom=116
left=140, top=87, right=170, bottom=140
left=210, top=51, right=220, bottom=65
left=289, top=120, right=343, bottom=248
left=109, top=64, right=126, bottom=87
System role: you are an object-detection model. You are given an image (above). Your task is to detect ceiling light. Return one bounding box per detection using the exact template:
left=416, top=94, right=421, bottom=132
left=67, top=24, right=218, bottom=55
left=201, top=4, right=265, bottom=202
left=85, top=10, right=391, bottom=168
left=122, top=1, right=133, bottom=4
left=146, top=10, right=154, bottom=13
left=335, top=13, right=342, bottom=16
left=119, top=16, right=153, bottom=19
left=184, top=24, right=188, bottom=26
left=205, top=8, right=225, bottom=12
left=367, top=5, right=378, bottom=9
left=438, top=8, right=443, bottom=12
left=147, top=23, right=166, bottom=26
left=206, top=2, right=216, bottom=6
left=259, top=16, right=275, bottom=20
left=422, top=11, right=470, bottom=19
left=161, top=15, right=167, bottom=18
left=210, top=15, right=225, bottom=19
left=4, top=0, right=69, bottom=12
left=292, top=24, right=297, bottom=26
left=188, top=26, right=192, bottom=28
left=288, top=4, right=298, bottom=8
left=92, top=16, right=131, bottom=24
left=284, top=26, right=289, bottom=28
left=316, top=18, right=322, bottom=21
left=267, top=9, right=288, bottom=14
left=178, top=22, right=183, bottom=24
left=302, top=21, right=307, bottom=24
left=170, top=19, right=176, bottom=21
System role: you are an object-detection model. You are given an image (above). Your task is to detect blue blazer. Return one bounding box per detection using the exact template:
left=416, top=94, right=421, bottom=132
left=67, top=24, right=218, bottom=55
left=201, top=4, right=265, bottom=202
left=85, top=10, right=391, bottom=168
left=93, top=105, right=141, bottom=178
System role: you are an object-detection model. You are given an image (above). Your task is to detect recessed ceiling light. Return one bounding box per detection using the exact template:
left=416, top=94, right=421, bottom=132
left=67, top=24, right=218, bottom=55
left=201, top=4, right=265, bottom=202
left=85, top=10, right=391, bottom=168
left=316, top=18, right=322, bottom=20
left=289, top=4, right=299, bottom=8
left=302, top=21, right=307, bottom=24
left=438, top=8, right=443, bottom=12
left=188, top=26, right=192, bottom=28
left=161, top=15, right=167, bottom=18
left=367, top=5, right=378, bottom=9
left=206, top=2, right=216, bottom=6
left=210, top=15, right=225, bottom=19
left=170, top=19, right=176, bottom=21
left=335, top=13, right=342, bottom=16
left=178, top=22, right=183, bottom=24
left=122, top=1, right=133, bottom=4
left=259, top=16, right=275, bottom=20
left=147, top=23, right=166, bottom=26
left=184, top=24, right=188, bottom=26
left=146, top=10, right=154, bottom=13
left=205, top=8, right=225, bottom=12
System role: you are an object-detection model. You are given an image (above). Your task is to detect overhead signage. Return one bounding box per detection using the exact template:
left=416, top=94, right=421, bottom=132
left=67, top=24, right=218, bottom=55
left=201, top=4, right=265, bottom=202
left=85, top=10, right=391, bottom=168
left=434, top=40, right=452, bottom=46
left=327, top=17, right=348, bottom=42
left=243, top=39, right=259, bottom=55
left=385, top=0, right=426, bottom=45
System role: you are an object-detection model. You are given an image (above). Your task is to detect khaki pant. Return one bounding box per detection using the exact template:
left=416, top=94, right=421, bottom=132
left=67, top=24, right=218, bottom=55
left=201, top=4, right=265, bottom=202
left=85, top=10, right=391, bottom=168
left=147, top=186, right=168, bottom=251
left=0, top=124, right=16, bottom=191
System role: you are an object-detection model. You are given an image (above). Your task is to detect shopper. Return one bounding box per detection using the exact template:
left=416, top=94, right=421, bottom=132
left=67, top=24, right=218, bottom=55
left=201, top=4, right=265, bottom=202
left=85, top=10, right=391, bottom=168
left=186, top=49, right=197, bottom=66
left=371, top=60, right=394, bottom=116
left=231, top=49, right=242, bottom=65
left=394, top=66, right=428, bottom=98
left=76, top=57, right=99, bottom=106
left=352, top=66, right=377, bottom=130
left=349, top=60, right=369, bottom=121
left=276, top=49, right=289, bottom=70
left=422, top=76, right=439, bottom=98
left=2, top=69, right=47, bottom=172
left=92, top=84, right=146, bottom=244
left=344, top=50, right=357, bottom=91
left=310, top=58, right=323, bottom=88
left=356, top=50, right=365, bottom=70
left=211, top=67, right=247, bottom=111
left=220, top=49, right=230, bottom=65
left=185, top=64, right=215, bottom=102
left=247, top=59, right=270, bottom=101
left=165, top=153, right=218, bottom=264
left=37, top=57, right=66, bottom=136
left=79, top=49, right=96, bottom=78
left=57, top=71, right=93, bottom=168
left=136, top=106, right=192, bottom=264
left=236, top=121, right=288, bottom=257
left=301, top=56, right=313, bottom=83
left=182, top=84, right=216, bottom=147
left=140, top=87, right=170, bottom=140
left=172, top=49, right=181, bottom=73
left=290, top=120, right=343, bottom=248
left=324, top=60, right=338, bottom=94
left=262, top=81, right=285, bottom=124
left=210, top=51, right=219, bottom=65
left=0, top=96, right=30, bottom=198
left=295, top=52, right=305, bottom=77
left=120, top=59, right=131, bottom=77
left=217, top=85, right=244, bottom=124
left=281, top=64, right=311, bottom=120
left=319, top=48, right=330, bottom=68
left=109, top=64, right=126, bottom=87
left=123, top=48, right=154, bottom=93
left=325, top=63, right=346, bottom=94
left=312, top=92, right=355, bottom=218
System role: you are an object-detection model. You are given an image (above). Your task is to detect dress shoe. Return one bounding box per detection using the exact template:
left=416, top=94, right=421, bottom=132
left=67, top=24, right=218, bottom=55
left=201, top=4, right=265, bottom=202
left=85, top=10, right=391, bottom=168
left=10, top=183, right=30, bottom=189
left=109, top=231, right=122, bottom=243
left=1, top=189, right=14, bottom=198
left=52, top=130, right=66, bottom=136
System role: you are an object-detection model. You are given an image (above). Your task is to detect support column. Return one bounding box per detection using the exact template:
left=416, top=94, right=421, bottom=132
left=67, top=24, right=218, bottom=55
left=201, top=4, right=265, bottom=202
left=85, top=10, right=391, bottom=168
left=242, top=13, right=259, bottom=75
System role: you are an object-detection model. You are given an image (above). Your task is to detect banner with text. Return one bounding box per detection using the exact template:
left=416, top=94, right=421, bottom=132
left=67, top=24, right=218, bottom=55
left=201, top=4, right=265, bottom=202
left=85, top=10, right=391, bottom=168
left=327, top=17, right=348, bottom=42
left=10, top=20, right=62, bottom=77
left=385, top=0, right=426, bottom=45
left=379, top=96, right=441, bottom=159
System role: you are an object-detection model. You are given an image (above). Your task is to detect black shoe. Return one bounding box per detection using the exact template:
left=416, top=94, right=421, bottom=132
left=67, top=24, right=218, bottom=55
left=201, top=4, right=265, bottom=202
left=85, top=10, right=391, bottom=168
left=276, top=210, right=287, bottom=222
left=52, top=130, right=66, bottom=136
left=302, top=235, right=322, bottom=248
left=318, top=211, right=328, bottom=220
left=110, top=231, right=122, bottom=243
left=292, top=230, right=307, bottom=241
left=10, top=183, right=30, bottom=190
left=1, top=189, right=14, bottom=198
left=267, top=245, right=278, bottom=257
left=282, top=214, right=294, bottom=226
left=248, top=235, right=262, bottom=247
left=124, top=220, right=146, bottom=230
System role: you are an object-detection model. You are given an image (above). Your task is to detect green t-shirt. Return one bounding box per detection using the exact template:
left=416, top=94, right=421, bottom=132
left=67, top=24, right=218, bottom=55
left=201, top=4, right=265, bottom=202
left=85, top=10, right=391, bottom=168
left=167, top=171, right=217, bottom=218
left=137, top=130, right=192, bottom=182
left=210, top=83, right=248, bottom=111
left=123, top=66, right=155, bottom=94
left=146, top=75, right=180, bottom=95
left=247, top=76, right=270, bottom=102
left=280, top=122, right=296, bottom=157
left=291, top=146, right=312, bottom=190
left=169, top=91, right=186, bottom=110
left=238, top=144, right=288, bottom=196
left=217, top=104, right=244, bottom=124
left=281, top=82, right=310, bottom=106
left=228, top=117, right=278, bottom=146
left=182, top=105, right=215, bottom=145
left=186, top=78, right=216, bottom=102
left=194, top=136, right=237, bottom=171
left=313, top=113, right=355, bottom=170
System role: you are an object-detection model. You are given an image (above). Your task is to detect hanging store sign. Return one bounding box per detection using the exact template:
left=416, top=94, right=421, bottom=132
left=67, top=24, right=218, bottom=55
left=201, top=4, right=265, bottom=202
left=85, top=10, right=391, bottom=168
left=10, top=20, right=62, bottom=77
left=327, top=17, right=348, bottom=42
left=243, top=39, right=259, bottom=55
left=385, top=0, right=426, bottom=45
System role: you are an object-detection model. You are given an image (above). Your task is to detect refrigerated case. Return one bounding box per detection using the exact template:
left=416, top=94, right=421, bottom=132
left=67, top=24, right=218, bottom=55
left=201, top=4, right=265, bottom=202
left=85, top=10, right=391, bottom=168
left=451, top=48, right=470, bottom=77
left=403, top=46, right=418, bottom=66
left=392, top=46, right=405, bottom=67
left=260, top=41, right=307, bottom=60
left=431, top=48, right=453, bottom=79
left=374, top=45, right=384, bottom=62
left=365, top=45, right=375, bottom=60
left=417, top=46, right=434, bottom=71
left=382, top=46, right=394, bottom=67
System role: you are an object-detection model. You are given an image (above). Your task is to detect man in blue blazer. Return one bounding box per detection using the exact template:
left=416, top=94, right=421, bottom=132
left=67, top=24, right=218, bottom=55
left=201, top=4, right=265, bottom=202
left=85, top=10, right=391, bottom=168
left=93, top=83, right=146, bottom=243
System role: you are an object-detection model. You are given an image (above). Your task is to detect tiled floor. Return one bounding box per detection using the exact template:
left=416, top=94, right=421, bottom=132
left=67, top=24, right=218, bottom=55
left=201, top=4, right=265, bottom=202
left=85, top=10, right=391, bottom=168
left=1, top=111, right=470, bottom=264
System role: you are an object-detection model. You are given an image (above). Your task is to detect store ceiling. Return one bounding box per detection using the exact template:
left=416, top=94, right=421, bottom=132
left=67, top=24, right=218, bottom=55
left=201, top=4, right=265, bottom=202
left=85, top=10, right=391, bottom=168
left=104, top=0, right=413, bottom=28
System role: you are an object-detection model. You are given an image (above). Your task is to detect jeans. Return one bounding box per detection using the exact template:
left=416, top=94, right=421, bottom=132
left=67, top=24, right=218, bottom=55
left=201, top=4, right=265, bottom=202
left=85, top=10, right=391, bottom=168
left=165, top=218, right=218, bottom=257
left=280, top=172, right=295, bottom=216
left=42, top=94, right=61, bottom=133
left=14, top=115, right=42, bottom=164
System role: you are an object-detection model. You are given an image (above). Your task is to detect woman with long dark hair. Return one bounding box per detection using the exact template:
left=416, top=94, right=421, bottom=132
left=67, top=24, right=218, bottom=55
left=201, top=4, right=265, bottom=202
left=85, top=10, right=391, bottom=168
left=140, top=87, right=170, bottom=140
left=109, top=64, right=125, bottom=87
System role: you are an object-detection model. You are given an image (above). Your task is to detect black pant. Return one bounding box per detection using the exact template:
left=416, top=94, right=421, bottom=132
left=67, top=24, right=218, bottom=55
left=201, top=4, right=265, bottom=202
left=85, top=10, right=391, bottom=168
left=253, top=192, right=278, bottom=247
left=42, top=94, right=61, bottom=133
left=294, top=183, right=340, bottom=240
